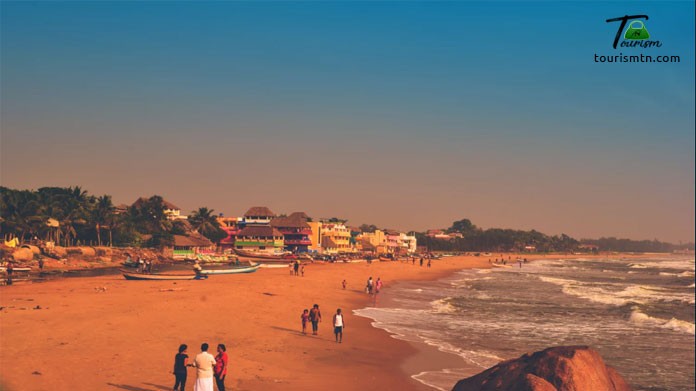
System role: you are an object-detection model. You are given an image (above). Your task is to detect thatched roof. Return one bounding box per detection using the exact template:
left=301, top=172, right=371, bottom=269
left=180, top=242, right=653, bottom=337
left=237, top=226, right=283, bottom=238
left=270, top=212, right=310, bottom=229
left=173, top=234, right=213, bottom=247
left=244, top=206, right=275, bottom=217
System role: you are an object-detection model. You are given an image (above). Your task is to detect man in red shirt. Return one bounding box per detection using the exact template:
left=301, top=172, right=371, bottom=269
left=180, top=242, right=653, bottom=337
left=214, top=343, right=228, bottom=391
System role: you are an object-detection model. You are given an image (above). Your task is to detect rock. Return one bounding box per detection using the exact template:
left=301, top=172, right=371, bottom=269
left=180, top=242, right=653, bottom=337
left=51, top=246, right=68, bottom=258
left=451, top=346, right=632, bottom=391
left=11, top=248, right=34, bottom=262
left=94, top=246, right=112, bottom=256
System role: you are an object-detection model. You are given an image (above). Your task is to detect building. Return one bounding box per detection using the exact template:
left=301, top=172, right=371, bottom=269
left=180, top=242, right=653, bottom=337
left=217, top=216, right=242, bottom=251
left=359, top=229, right=387, bottom=254
left=320, top=223, right=352, bottom=254
left=270, top=212, right=313, bottom=253
left=243, top=206, right=276, bottom=226
left=401, top=233, right=418, bottom=254
left=167, top=234, right=214, bottom=260
left=307, top=221, right=323, bottom=252
left=234, top=226, right=284, bottom=253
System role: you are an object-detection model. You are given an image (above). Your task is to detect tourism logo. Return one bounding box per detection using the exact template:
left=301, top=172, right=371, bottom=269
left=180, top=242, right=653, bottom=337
left=605, top=14, right=662, bottom=49
left=595, top=14, right=678, bottom=64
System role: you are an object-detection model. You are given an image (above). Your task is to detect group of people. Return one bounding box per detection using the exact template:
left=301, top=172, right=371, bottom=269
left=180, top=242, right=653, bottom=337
left=365, top=276, right=383, bottom=294
left=172, top=343, right=228, bottom=391
left=300, top=304, right=345, bottom=343
left=137, top=257, right=153, bottom=273
left=289, top=260, right=304, bottom=276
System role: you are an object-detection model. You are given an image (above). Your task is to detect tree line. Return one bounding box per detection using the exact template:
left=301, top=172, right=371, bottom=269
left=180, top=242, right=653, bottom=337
left=0, top=187, right=226, bottom=247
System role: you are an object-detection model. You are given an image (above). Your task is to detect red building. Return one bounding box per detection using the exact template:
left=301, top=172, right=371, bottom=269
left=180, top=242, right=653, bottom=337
left=270, top=212, right=312, bottom=253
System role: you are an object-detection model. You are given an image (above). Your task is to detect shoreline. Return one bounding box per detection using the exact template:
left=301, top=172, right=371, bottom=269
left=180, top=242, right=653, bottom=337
left=0, top=253, right=673, bottom=391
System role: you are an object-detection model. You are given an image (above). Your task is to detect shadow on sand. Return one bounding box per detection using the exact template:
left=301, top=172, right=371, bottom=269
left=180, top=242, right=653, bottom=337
left=107, top=382, right=170, bottom=391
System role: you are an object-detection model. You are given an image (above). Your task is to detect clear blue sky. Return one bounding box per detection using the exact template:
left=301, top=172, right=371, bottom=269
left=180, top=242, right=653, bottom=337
left=1, top=1, right=694, bottom=242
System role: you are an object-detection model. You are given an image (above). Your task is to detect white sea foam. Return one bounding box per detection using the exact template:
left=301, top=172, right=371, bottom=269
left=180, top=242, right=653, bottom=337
left=431, top=298, right=457, bottom=314
left=679, top=271, right=695, bottom=278
left=629, top=310, right=695, bottom=335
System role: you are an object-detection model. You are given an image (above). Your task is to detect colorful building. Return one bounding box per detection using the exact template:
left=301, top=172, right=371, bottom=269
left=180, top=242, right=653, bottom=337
left=270, top=212, right=312, bottom=253
left=307, top=221, right=323, bottom=252
left=320, top=223, right=352, bottom=254
left=217, top=216, right=242, bottom=251
left=234, top=226, right=284, bottom=253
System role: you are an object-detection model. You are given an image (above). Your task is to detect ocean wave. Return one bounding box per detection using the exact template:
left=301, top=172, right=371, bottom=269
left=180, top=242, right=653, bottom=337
left=679, top=271, right=695, bottom=278
left=629, top=259, right=695, bottom=272
left=629, top=310, right=695, bottom=335
left=431, top=298, right=457, bottom=314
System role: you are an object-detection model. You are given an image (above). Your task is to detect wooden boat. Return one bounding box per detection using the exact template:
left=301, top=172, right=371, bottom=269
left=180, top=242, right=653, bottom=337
left=0, top=266, right=32, bottom=273
left=120, top=270, right=203, bottom=281
left=199, top=263, right=260, bottom=275
left=233, top=249, right=296, bottom=261
left=378, top=256, right=395, bottom=262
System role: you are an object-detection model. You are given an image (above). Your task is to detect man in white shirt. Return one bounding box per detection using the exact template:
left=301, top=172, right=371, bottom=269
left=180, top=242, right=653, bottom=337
left=192, top=343, right=217, bottom=391
left=333, top=308, right=345, bottom=343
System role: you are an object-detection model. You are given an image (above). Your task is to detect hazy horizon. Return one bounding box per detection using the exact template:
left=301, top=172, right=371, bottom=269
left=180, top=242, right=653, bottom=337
left=1, top=2, right=694, bottom=243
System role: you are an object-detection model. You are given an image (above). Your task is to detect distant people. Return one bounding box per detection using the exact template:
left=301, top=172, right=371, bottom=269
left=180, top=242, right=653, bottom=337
left=412, top=257, right=416, bottom=265
left=293, top=260, right=300, bottom=276
left=146, top=259, right=153, bottom=273
left=172, top=344, right=189, bottom=391
left=137, top=257, right=144, bottom=272
left=38, top=256, right=44, bottom=270
left=193, top=261, right=203, bottom=277
left=427, top=259, right=432, bottom=268
left=366, top=277, right=373, bottom=294
left=6, top=262, right=13, bottom=285
left=192, top=343, right=216, bottom=391
left=333, top=308, right=345, bottom=343
left=419, top=258, right=424, bottom=267
left=342, top=279, right=347, bottom=290
left=214, top=344, right=228, bottom=391
left=309, top=304, right=322, bottom=335
left=301, top=309, right=310, bottom=334
left=289, top=263, right=294, bottom=275
left=301, top=265, right=305, bottom=277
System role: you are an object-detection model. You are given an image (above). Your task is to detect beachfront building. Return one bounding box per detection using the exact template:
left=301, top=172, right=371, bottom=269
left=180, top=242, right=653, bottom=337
left=307, top=221, right=323, bottom=252
left=242, top=206, right=276, bottom=226
left=385, top=230, right=402, bottom=254
left=270, top=212, right=313, bottom=253
left=359, top=229, right=388, bottom=254
left=234, top=226, right=284, bottom=253
left=217, top=216, right=243, bottom=251
left=320, top=223, right=352, bottom=254
left=167, top=234, right=214, bottom=260
left=401, top=233, right=418, bottom=254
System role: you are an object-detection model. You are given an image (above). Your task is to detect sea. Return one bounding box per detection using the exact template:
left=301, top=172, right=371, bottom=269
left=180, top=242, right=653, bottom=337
left=355, top=257, right=695, bottom=391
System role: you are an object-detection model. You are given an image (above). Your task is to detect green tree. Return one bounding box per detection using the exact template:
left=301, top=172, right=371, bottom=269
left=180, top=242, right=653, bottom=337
left=188, top=207, right=227, bottom=243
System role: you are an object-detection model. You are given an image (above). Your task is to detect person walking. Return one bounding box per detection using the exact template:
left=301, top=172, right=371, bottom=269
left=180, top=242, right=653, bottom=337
left=214, top=344, right=228, bottom=391
left=309, top=304, right=322, bottom=335
left=333, top=308, right=345, bottom=343
left=191, top=343, right=216, bottom=391
left=301, top=309, right=310, bottom=334
left=293, top=260, right=300, bottom=276
left=172, top=344, right=189, bottom=391
left=342, top=279, right=347, bottom=290
left=375, top=277, right=383, bottom=294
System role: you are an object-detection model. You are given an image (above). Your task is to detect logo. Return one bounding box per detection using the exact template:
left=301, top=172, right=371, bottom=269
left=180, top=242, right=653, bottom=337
left=606, top=14, right=662, bottom=49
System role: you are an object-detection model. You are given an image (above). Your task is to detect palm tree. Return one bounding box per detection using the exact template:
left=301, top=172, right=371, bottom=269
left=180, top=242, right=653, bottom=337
left=92, top=195, right=115, bottom=246
left=188, top=207, right=226, bottom=243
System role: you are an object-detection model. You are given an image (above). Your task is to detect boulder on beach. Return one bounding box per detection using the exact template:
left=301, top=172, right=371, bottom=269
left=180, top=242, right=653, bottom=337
left=51, top=246, right=68, bottom=258
left=451, top=346, right=632, bottom=391
left=11, top=247, right=34, bottom=262
left=20, top=244, right=41, bottom=255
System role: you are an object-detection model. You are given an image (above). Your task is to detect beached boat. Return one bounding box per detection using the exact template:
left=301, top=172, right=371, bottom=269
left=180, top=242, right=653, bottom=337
left=233, top=249, right=296, bottom=261
left=199, top=263, right=260, bottom=275
left=378, top=256, right=395, bottom=262
left=120, top=270, right=203, bottom=281
left=0, top=266, right=32, bottom=273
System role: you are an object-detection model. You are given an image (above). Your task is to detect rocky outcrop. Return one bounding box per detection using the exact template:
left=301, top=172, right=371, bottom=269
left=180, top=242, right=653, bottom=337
left=452, top=346, right=632, bottom=391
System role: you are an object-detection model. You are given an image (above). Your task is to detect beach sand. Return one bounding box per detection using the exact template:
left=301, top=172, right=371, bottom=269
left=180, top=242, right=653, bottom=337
left=0, top=253, right=634, bottom=391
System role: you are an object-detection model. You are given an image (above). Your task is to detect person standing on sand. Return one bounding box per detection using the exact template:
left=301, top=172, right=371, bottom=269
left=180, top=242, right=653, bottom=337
left=342, top=279, right=347, bottom=290
left=301, top=265, right=305, bottom=277
left=192, top=343, right=216, bottom=391
left=301, top=309, right=310, bottom=334
left=172, top=344, right=189, bottom=391
left=293, top=260, right=300, bottom=276
left=427, top=259, right=432, bottom=268
left=214, top=344, right=228, bottom=391
left=419, top=257, right=423, bottom=267
left=309, top=304, right=322, bottom=335
left=375, top=277, right=383, bottom=294
left=333, top=308, right=345, bottom=343
left=289, top=263, right=293, bottom=275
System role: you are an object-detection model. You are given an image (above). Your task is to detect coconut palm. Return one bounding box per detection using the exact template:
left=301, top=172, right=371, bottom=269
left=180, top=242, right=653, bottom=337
left=188, top=207, right=227, bottom=243
left=92, top=195, right=115, bottom=246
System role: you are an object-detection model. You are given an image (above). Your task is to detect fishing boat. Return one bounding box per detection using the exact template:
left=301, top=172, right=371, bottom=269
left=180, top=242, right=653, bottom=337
left=199, top=263, right=260, bottom=275
left=233, top=249, right=296, bottom=261
left=120, top=270, right=204, bottom=281
left=0, top=266, right=32, bottom=273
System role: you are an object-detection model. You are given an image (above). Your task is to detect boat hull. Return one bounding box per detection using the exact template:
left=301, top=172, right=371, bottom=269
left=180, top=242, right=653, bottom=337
left=199, top=264, right=260, bottom=275
left=120, top=270, right=201, bottom=280
left=233, top=249, right=296, bottom=260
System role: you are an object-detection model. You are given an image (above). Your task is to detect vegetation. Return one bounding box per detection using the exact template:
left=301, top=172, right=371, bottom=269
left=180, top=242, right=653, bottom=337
left=417, top=218, right=692, bottom=253
left=0, top=187, right=224, bottom=248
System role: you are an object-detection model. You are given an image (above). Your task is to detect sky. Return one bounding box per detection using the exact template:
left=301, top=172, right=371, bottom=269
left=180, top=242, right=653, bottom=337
left=1, top=1, right=694, bottom=242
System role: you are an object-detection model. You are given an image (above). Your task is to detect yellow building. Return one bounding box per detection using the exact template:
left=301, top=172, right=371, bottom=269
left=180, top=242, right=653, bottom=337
left=307, top=221, right=322, bottom=252
left=320, top=223, right=352, bottom=254
left=359, top=230, right=387, bottom=254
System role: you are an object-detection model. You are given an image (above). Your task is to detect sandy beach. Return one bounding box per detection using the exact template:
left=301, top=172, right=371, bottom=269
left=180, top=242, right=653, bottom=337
left=0, top=255, right=493, bottom=391
left=0, top=253, right=666, bottom=391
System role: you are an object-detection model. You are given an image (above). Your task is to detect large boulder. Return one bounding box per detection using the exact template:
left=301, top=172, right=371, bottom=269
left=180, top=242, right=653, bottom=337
left=452, top=346, right=632, bottom=391
left=11, top=247, right=34, bottom=262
